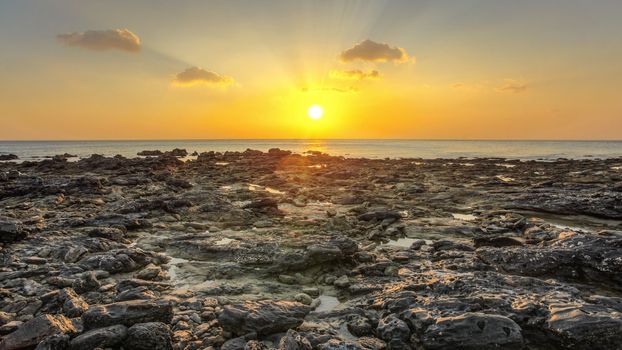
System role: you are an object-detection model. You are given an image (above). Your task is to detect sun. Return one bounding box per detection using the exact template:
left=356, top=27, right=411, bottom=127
left=308, top=105, right=324, bottom=120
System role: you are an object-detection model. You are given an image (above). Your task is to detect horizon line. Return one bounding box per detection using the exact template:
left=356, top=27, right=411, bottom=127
left=1, top=138, right=622, bottom=143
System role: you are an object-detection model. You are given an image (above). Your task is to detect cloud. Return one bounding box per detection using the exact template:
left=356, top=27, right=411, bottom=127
left=497, top=79, right=528, bottom=93
left=330, top=69, right=381, bottom=80
left=301, top=86, right=359, bottom=94
left=57, top=29, right=140, bottom=52
left=173, top=67, right=235, bottom=87
left=340, top=39, right=412, bottom=63
left=451, top=82, right=465, bottom=88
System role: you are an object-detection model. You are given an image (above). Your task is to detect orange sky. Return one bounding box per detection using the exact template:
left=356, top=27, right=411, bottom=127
left=1, top=1, right=621, bottom=140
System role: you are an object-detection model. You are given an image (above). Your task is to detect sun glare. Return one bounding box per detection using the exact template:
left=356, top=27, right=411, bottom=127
left=308, top=105, right=324, bottom=120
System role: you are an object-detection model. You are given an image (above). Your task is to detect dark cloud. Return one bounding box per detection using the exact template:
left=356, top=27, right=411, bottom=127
left=340, top=39, right=411, bottom=63
left=173, top=67, right=235, bottom=87
left=497, top=79, right=528, bottom=93
left=57, top=29, right=140, bottom=52
left=330, top=69, right=381, bottom=80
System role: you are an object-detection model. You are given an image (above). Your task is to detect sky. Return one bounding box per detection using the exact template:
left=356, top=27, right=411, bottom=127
left=0, top=0, right=621, bottom=140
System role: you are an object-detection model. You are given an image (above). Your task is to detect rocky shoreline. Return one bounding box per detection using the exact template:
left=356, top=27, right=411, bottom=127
left=1, top=149, right=621, bottom=349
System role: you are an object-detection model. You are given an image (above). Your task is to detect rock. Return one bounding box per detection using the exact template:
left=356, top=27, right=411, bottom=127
left=422, top=313, right=523, bottom=350
left=334, top=275, right=350, bottom=288
left=34, top=334, right=70, bottom=350
left=87, top=227, right=127, bottom=242
left=347, top=315, right=373, bottom=337
left=294, top=293, right=313, bottom=305
left=219, top=300, right=311, bottom=336
left=376, top=315, right=411, bottom=350
left=59, top=288, right=89, bottom=317
left=81, top=299, right=173, bottom=330
left=0, top=314, right=76, bottom=350
left=0, top=219, right=27, bottom=243
left=546, top=303, right=622, bottom=349
left=69, top=325, right=127, bottom=350
left=357, top=211, right=401, bottom=222
left=138, top=150, right=164, bottom=156
left=165, top=148, right=188, bottom=157
left=221, top=337, right=248, bottom=350
left=243, top=198, right=279, bottom=210
left=0, top=154, right=18, bottom=161
left=279, top=329, right=312, bottom=350
left=124, top=322, right=173, bottom=350
left=279, top=275, right=297, bottom=285
left=473, top=236, right=523, bottom=248
left=477, top=234, right=622, bottom=288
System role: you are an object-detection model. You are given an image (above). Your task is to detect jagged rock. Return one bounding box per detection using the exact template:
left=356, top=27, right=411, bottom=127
left=422, top=313, right=523, bottom=350
left=60, top=289, right=87, bottom=317
left=81, top=299, right=173, bottom=330
left=69, top=325, right=127, bottom=350
left=0, top=314, right=76, bottom=350
left=376, top=315, right=411, bottom=350
left=123, top=322, right=173, bottom=350
left=279, top=329, right=312, bottom=350
left=219, top=300, right=311, bottom=336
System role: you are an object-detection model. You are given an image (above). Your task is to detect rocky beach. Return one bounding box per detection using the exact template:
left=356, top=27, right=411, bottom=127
left=1, top=149, right=621, bottom=350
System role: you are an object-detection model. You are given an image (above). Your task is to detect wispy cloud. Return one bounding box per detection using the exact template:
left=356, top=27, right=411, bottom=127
left=301, top=86, right=359, bottom=94
left=340, top=39, right=412, bottom=63
left=57, top=29, right=140, bottom=52
left=497, top=79, right=528, bottom=93
left=173, top=67, right=235, bottom=87
left=330, top=69, right=381, bottom=81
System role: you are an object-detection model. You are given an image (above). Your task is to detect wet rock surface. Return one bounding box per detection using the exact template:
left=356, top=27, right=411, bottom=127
left=1, top=150, right=622, bottom=349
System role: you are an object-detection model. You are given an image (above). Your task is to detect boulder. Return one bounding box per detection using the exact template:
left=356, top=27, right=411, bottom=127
left=219, top=300, right=311, bottom=336
left=422, top=313, right=523, bottom=350
left=69, top=325, right=127, bottom=350
left=0, top=314, right=76, bottom=350
left=123, top=322, right=173, bottom=350
left=81, top=299, right=173, bottom=330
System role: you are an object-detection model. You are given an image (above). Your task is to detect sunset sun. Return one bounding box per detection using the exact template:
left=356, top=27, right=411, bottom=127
left=308, top=105, right=324, bottom=120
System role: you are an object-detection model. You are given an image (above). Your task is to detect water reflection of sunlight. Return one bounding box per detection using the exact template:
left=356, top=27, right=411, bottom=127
left=303, top=140, right=328, bottom=155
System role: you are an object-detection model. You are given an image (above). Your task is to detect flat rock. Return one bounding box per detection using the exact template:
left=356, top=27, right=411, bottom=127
left=0, top=314, right=76, bottom=350
left=422, top=312, right=523, bottom=350
left=81, top=299, right=173, bottom=330
left=219, top=300, right=312, bottom=336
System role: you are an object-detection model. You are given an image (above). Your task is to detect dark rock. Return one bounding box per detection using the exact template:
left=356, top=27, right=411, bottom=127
left=219, top=300, right=311, bottom=336
left=422, top=313, right=523, bottom=350
left=546, top=303, right=622, bottom=349
left=0, top=219, right=27, bottom=243
left=0, top=154, right=18, bottom=161
left=138, top=150, right=164, bottom=156
left=87, top=227, right=127, bottom=242
left=0, top=314, right=77, bottom=350
left=477, top=234, right=622, bottom=288
left=279, top=329, right=312, bottom=350
left=68, top=325, right=127, bottom=350
left=59, top=288, right=89, bottom=317
left=81, top=299, right=173, bottom=330
left=474, top=236, right=523, bottom=248
left=357, top=211, right=401, bottom=222
left=376, top=315, right=411, bottom=350
left=124, top=322, right=173, bottom=350
left=34, top=334, right=70, bottom=350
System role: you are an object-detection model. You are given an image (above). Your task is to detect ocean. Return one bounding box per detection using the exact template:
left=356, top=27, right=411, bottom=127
left=1, top=140, right=622, bottom=161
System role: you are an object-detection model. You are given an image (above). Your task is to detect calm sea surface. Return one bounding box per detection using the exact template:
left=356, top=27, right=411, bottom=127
left=1, top=140, right=622, bottom=161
